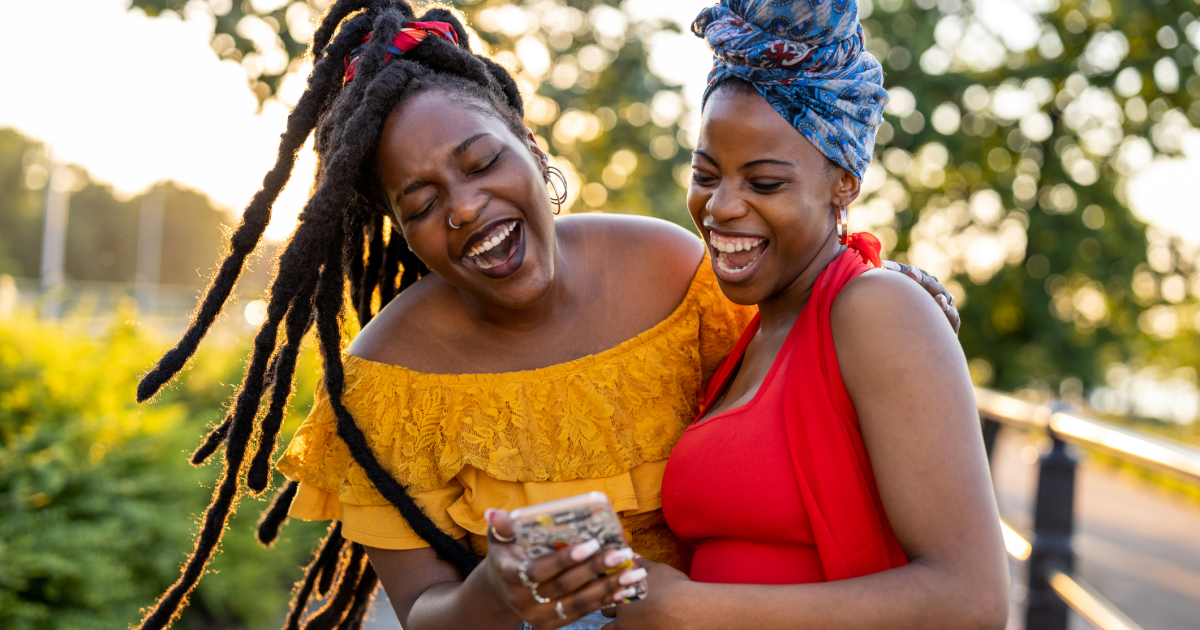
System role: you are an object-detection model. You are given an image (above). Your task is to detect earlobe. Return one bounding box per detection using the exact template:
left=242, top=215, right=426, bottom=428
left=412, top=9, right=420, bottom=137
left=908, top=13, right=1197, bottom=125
left=525, top=127, right=549, bottom=173
left=833, top=170, right=862, bottom=208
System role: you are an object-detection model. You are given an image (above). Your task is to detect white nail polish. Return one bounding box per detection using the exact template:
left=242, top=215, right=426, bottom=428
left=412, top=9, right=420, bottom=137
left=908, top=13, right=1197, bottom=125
left=570, top=539, right=601, bottom=562
left=619, top=567, right=648, bottom=585
left=615, top=587, right=638, bottom=601
left=605, top=547, right=634, bottom=567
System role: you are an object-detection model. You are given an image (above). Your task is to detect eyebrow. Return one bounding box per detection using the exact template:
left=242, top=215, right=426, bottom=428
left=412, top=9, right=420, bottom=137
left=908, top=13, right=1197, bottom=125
left=400, top=133, right=494, bottom=197
left=692, top=150, right=796, bottom=171
left=742, top=158, right=796, bottom=169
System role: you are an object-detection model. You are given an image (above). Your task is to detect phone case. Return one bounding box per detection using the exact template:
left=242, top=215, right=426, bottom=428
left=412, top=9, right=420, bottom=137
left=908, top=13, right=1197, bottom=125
left=509, top=491, right=647, bottom=603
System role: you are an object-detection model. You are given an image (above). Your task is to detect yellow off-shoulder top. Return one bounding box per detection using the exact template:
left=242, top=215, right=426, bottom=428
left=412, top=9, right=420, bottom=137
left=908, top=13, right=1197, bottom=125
left=276, top=257, right=755, bottom=565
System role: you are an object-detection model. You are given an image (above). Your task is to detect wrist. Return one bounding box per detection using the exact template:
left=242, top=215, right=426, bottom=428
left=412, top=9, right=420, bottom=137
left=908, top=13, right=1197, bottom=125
left=466, top=555, right=523, bottom=621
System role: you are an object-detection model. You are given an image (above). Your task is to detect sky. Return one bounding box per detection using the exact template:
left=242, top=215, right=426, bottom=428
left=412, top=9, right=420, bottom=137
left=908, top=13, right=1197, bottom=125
left=0, top=0, right=1196, bottom=243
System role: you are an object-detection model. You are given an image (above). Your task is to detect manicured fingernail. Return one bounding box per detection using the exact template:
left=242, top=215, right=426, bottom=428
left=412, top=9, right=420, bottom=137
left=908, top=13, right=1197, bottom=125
left=909, top=268, right=921, bottom=280
left=571, top=539, right=601, bottom=562
left=618, top=567, right=647, bottom=585
left=484, top=508, right=495, bottom=522
left=605, top=547, right=634, bottom=567
left=936, top=295, right=947, bottom=307
left=882, top=260, right=899, bottom=270
left=615, top=587, right=638, bottom=601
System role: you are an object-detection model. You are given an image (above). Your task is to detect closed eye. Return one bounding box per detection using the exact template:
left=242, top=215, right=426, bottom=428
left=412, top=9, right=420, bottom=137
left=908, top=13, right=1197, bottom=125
left=471, top=152, right=502, bottom=175
left=408, top=195, right=437, bottom=221
left=751, top=181, right=785, bottom=192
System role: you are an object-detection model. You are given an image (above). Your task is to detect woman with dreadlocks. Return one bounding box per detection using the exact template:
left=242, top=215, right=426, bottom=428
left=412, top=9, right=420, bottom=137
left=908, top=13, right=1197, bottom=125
left=132, top=2, right=958, bottom=630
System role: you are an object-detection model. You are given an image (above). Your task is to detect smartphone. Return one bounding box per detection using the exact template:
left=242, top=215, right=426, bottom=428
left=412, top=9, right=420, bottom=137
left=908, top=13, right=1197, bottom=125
left=509, top=491, right=647, bottom=603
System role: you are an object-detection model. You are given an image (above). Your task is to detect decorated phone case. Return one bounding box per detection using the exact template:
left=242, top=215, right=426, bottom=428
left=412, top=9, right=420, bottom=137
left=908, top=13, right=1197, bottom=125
left=509, top=492, right=647, bottom=603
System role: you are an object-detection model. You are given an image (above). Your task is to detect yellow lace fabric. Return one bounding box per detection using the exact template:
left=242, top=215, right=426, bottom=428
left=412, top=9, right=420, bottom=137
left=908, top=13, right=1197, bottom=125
left=276, top=256, right=756, bottom=564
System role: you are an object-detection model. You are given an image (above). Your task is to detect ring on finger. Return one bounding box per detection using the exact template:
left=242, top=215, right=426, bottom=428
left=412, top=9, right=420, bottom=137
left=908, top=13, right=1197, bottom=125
left=517, top=559, right=536, bottom=588
left=530, top=583, right=551, bottom=605
left=556, top=600, right=567, bottom=620
left=489, top=522, right=516, bottom=544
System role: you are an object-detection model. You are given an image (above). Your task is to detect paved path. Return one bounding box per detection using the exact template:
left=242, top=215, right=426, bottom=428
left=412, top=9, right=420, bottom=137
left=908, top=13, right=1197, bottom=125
left=360, top=428, right=1200, bottom=630
left=992, top=429, right=1200, bottom=630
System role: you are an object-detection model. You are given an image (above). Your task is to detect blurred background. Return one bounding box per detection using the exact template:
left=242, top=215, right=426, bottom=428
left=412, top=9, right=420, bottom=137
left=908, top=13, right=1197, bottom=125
left=1, top=0, right=1198, bottom=628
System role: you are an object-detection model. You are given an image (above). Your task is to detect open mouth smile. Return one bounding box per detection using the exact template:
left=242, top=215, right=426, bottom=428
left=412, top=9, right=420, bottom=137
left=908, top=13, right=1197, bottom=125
left=461, top=219, right=524, bottom=278
left=709, top=231, right=768, bottom=281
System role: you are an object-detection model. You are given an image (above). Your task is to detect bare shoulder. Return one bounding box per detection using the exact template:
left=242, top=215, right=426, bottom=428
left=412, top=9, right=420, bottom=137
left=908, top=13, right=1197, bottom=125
left=557, top=213, right=703, bottom=262
left=557, top=213, right=705, bottom=283
left=832, top=268, right=953, bottom=341
left=830, top=267, right=965, bottom=383
left=831, top=267, right=969, bottom=411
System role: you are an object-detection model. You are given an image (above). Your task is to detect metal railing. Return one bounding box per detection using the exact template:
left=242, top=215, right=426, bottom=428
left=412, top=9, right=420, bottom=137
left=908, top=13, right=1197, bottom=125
left=977, top=388, right=1200, bottom=630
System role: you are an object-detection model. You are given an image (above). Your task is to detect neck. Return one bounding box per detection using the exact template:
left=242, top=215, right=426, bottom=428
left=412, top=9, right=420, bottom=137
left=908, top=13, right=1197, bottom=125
left=756, top=232, right=844, bottom=339
left=459, top=226, right=574, bottom=332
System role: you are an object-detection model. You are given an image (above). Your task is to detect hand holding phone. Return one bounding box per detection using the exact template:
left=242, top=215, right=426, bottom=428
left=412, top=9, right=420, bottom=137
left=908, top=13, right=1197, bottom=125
left=510, top=492, right=648, bottom=604
left=484, top=500, right=647, bottom=629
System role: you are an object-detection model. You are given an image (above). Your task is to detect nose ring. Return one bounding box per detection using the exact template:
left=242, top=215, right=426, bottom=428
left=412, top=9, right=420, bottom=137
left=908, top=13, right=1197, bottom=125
left=448, top=215, right=461, bottom=230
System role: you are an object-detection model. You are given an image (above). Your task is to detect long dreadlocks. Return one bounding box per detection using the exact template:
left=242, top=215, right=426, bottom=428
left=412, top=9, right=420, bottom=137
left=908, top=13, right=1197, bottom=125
left=134, top=2, right=529, bottom=628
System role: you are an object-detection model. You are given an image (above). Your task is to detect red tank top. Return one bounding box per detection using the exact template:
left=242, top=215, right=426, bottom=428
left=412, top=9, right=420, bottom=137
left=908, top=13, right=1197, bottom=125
left=662, top=234, right=908, bottom=584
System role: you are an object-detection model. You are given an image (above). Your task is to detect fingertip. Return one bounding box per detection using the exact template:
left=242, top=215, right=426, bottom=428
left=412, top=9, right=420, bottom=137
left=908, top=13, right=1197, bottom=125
left=882, top=260, right=900, bottom=271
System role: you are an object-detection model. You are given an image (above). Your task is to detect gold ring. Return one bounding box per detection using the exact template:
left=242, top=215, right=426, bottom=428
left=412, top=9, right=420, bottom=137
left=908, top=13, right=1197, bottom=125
left=488, top=522, right=516, bottom=544
left=555, top=599, right=567, bottom=619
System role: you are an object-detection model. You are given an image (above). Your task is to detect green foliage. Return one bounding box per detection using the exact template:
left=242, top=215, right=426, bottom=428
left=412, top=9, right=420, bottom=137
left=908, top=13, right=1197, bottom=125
left=127, top=0, right=694, bottom=227
left=0, top=314, right=325, bottom=630
left=0, top=129, right=50, bottom=278
left=0, top=127, right=233, bottom=286
left=849, top=0, right=1199, bottom=392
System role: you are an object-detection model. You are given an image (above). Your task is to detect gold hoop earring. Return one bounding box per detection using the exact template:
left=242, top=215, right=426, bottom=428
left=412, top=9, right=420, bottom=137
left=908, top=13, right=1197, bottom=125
left=836, top=205, right=849, bottom=245
left=545, top=166, right=568, bottom=215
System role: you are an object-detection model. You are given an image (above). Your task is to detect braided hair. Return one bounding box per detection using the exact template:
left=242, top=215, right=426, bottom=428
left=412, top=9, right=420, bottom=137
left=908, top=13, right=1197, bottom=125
left=134, top=2, right=530, bottom=628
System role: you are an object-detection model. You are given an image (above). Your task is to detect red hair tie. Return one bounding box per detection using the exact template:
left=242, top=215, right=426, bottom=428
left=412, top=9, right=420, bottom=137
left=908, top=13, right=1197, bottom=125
left=344, top=21, right=461, bottom=85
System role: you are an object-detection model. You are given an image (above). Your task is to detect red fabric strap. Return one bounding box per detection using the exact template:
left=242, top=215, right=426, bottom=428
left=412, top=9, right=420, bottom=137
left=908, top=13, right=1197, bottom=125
left=344, top=21, right=461, bottom=85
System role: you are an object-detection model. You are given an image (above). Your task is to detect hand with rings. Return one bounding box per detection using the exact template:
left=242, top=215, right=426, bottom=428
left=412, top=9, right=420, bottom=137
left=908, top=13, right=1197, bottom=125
left=483, top=508, right=646, bottom=630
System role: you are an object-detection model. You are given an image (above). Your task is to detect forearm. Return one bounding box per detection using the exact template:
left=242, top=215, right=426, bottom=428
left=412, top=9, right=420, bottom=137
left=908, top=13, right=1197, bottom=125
left=664, top=560, right=1006, bottom=630
left=404, top=569, right=524, bottom=630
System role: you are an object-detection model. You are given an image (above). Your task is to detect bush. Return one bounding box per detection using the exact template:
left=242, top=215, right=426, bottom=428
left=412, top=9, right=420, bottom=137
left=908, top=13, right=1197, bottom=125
left=0, top=312, right=326, bottom=630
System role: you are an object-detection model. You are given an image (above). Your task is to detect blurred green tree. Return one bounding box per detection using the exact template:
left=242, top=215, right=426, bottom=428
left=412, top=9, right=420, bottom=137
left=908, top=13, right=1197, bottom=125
left=0, top=314, right=324, bottom=630
left=851, top=0, right=1199, bottom=395
left=0, top=129, right=49, bottom=278
left=129, top=1, right=1200, bottom=402
left=128, top=0, right=695, bottom=226
left=0, top=128, right=234, bottom=287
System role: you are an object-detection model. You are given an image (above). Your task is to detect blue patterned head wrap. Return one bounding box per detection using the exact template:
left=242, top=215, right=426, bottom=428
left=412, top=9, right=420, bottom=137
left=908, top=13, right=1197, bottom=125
left=692, top=0, right=888, bottom=179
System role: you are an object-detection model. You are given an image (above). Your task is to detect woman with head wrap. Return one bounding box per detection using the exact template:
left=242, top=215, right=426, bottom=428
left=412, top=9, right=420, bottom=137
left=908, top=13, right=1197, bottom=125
left=602, top=2, right=1010, bottom=629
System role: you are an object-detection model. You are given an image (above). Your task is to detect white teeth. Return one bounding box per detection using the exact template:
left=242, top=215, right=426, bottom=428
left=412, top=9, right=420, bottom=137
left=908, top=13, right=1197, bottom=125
left=466, top=221, right=517, bottom=258
left=709, top=233, right=763, bottom=254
